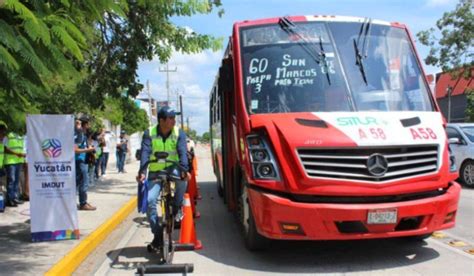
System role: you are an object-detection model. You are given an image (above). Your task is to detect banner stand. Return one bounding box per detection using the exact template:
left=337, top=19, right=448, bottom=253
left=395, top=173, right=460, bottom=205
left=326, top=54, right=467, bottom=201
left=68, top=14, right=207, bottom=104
left=27, top=115, right=79, bottom=242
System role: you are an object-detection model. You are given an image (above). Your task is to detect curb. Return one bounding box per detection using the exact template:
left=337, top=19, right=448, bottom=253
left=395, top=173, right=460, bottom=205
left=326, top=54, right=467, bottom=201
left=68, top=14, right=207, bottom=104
left=45, top=196, right=138, bottom=275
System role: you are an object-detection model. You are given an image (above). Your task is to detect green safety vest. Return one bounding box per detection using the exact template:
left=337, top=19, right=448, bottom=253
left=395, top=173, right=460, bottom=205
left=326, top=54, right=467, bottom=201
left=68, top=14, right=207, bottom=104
left=4, top=133, right=25, bottom=165
left=95, top=146, right=102, bottom=159
left=0, top=142, right=4, bottom=169
left=149, top=126, right=180, bottom=172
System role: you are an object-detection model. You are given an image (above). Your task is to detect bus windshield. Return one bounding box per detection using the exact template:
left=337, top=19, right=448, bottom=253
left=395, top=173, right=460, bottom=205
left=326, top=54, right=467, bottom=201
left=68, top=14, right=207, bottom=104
left=240, top=20, right=434, bottom=114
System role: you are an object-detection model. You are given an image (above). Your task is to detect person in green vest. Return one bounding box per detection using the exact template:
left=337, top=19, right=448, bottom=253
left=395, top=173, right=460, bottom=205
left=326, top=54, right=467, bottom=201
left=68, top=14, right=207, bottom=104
left=3, top=125, right=27, bottom=207
left=137, top=106, right=190, bottom=254
left=0, top=121, right=7, bottom=179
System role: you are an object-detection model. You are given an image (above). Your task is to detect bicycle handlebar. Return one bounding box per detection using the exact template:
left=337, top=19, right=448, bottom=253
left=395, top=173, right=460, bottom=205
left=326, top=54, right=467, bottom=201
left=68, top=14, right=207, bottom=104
left=138, top=152, right=187, bottom=181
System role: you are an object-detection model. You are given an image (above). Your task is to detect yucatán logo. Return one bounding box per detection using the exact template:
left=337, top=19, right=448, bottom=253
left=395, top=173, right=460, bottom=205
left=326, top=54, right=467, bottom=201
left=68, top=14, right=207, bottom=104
left=42, top=138, right=62, bottom=158
left=366, top=153, right=388, bottom=177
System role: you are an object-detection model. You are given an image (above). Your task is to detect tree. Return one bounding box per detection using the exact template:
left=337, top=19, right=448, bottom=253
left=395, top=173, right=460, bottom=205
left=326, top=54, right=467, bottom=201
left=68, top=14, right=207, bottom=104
left=417, top=1, right=473, bottom=121
left=201, top=132, right=210, bottom=143
left=120, top=98, right=149, bottom=134
left=0, top=0, right=126, bottom=132
left=0, top=0, right=223, bottom=133
left=417, top=1, right=473, bottom=78
left=83, top=0, right=223, bottom=108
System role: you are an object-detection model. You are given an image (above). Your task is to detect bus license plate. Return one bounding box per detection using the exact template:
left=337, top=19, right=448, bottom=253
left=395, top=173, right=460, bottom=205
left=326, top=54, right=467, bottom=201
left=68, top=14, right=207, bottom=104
left=367, top=209, right=397, bottom=224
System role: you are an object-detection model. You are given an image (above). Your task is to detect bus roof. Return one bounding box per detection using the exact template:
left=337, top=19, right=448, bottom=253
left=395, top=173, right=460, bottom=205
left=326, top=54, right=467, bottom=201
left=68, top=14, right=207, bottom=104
left=234, top=15, right=406, bottom=29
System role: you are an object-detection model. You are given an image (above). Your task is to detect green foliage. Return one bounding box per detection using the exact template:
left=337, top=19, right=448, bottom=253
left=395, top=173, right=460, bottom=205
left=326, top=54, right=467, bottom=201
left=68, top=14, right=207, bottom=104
left=97, top=97, right=125, bottom=126
left=121, top=99, right=149, bottom=134
left=0, top=0, right=223, bottom=134
left=417, top=1, right=473, bottom=77
left=186, top=128, right=198, bottom=141
left=201, top=132, right=210, bottom=143
left=465, top=88, right=474, bottom=122
left=86, top=0, right=223, bottom=102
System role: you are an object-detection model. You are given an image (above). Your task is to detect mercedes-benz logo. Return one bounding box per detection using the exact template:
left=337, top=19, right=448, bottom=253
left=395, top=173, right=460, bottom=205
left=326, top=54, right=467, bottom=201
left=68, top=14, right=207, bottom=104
left=367, top=153, right=389, bottom=177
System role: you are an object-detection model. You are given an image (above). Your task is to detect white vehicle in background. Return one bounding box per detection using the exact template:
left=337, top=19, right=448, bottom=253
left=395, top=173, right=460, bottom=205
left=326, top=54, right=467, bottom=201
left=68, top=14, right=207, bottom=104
left=447, top=123, right=474, bottom=187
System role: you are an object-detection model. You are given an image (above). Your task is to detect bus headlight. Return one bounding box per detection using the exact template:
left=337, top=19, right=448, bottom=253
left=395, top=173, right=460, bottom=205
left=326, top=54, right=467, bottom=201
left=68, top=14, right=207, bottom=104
left=252, top=149, right=268, bottom=162
left=247, top=134, right=280, bottom=180
left=257, top=164, right=276, bottom=178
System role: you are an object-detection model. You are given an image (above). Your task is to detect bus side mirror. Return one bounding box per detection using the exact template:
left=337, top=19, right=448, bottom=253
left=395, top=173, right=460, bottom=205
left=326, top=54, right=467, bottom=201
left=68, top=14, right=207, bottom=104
left=448, top=137, right=461, bottom=144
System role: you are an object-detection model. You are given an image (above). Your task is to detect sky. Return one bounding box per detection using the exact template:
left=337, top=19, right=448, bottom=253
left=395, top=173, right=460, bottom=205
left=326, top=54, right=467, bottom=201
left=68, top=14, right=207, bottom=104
left=136, top=0, right=460, bottom=135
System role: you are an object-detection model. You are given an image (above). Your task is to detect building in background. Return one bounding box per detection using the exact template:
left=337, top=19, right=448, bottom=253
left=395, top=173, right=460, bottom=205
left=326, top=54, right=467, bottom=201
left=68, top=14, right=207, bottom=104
left=434, top=69, right=474, bottom=123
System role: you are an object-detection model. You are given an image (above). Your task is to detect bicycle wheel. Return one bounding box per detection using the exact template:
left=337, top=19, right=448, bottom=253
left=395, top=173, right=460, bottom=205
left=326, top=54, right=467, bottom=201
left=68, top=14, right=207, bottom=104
left=161, top=194, right=175, bottom=264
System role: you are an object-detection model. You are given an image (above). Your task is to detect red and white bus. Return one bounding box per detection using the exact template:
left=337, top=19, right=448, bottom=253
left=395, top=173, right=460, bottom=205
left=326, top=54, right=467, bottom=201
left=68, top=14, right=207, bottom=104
left=209, top=15, right=460, bottom=250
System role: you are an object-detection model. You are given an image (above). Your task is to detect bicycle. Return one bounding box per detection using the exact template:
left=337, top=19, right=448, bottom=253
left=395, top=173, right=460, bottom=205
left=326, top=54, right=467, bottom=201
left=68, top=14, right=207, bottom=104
left=139, top=151, right=187, bottom=264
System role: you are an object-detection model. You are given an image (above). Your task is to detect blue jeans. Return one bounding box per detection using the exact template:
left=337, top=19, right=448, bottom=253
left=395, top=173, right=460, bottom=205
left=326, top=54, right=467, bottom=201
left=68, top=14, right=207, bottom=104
left=117, top=151, right=126, bottom=172
left=146, top=174, right=187, bottom=237
left=75, top=161, right=89, bottom=206
left=94, top=156, right=101, bottom=178
left=100, top=152, right=109, bottom=175
left=5, top=164, right=21, bottom=201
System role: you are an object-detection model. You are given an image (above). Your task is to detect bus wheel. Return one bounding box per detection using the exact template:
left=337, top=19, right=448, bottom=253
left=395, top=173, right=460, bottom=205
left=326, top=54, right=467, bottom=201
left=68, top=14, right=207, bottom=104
left=239, top=186, right=268, bottom=251
left=217, top=179, right=224, bottom=197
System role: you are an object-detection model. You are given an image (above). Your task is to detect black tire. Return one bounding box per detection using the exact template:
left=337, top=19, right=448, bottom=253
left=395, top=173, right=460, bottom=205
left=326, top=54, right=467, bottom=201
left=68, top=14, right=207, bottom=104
left=217, top=178, right=224, bottom=197
left=460, top=160, right=474, bottom=188
left=162, top=196, right=174, bottom=264
left=239, top=185, right=269, bottom=251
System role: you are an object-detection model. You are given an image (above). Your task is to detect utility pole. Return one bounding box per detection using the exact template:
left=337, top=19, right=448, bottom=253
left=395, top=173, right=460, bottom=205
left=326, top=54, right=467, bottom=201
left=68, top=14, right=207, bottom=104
left=447, top=85, right=452, bottom=123
left=179, top=95, right=184, bottom=130
left=159, top=63, right=177, bottom=104
left=146, top=80, right=152, bottom=127
left=186, top=117, right=190, bottom=131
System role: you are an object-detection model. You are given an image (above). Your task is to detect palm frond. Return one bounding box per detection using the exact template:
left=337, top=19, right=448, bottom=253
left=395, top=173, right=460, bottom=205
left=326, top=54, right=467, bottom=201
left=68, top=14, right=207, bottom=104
left=44, top=15, right=86, bottom=46
left=0, top=45, right=20, bottom=71
left=17, top=36, right=51, bottom=77
left=4, top=0, right=38, bottom=23
left=47, top=43, right=76, bottom=71
left=83, top=0, right=104, bottom=23
left=60, top=0, right=71, bottom=8
left=24, top=18, right=51, bottom=45
left=0, top=20, right=21, bottom=51
left=51, top=25, right=84, bottom=61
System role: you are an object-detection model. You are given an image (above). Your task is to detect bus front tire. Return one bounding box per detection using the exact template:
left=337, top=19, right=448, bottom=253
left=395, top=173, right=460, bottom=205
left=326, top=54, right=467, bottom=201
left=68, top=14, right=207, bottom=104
left=239, top=186, right=268, bottom=251
left=217, top=181, right=224, bottom=197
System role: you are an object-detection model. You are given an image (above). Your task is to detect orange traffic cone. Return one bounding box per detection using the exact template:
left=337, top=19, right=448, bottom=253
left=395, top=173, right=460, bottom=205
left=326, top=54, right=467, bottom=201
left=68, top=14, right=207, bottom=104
left=186, top=172, right=199, bottom=218
left=179, top=193, right=202, bottom=250
left=192, top=158, right=203, bottom=201
left=187, top=172, right=197, bottom=200
left=192, top=156, right=198, bottom=175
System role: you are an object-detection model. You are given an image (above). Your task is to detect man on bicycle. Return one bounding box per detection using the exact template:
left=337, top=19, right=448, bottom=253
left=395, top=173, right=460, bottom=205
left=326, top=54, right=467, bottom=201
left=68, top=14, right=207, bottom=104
left=137, top=106, right=190, bottom=252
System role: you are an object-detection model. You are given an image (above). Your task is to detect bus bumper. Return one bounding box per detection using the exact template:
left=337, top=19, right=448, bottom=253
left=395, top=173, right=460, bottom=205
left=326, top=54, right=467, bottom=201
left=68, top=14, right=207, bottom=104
left=248, top=182, right=461, bottom=240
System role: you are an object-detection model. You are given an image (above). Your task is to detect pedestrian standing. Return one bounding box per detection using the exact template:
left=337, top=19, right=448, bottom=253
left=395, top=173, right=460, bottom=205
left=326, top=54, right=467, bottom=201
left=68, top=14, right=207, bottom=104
left=116, top=130, right=129, bottom=173
left=19, top=133, right=29, bottom=201
left=3, top=128, right=26, bottom=207
left=100, top=130, right=111, bottom=177
left=74, top=115, right=96, bottom=211
left=0, top=121, right=7, bottom=182
left=93, top=132, right=103, bottom=181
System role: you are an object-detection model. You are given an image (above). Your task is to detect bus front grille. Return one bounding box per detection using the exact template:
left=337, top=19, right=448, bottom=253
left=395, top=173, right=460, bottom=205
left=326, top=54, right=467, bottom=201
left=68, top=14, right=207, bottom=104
left=297, top=145, right=439, bottom=182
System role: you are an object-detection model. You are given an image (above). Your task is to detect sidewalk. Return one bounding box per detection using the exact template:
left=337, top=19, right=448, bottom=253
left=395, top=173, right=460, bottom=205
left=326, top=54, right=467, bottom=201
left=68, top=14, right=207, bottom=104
left=0, top=161, right=139, bottom=275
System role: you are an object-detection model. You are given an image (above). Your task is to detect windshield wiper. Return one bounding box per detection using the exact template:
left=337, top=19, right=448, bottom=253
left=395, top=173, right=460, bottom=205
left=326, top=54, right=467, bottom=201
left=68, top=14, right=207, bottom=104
left=353, top=18, right=372, bottom=85
left=278, top=17, right=321, bottom=64
left=278, top=16, right=331, bottom=85
left=319, top=38, right=331, bottom=85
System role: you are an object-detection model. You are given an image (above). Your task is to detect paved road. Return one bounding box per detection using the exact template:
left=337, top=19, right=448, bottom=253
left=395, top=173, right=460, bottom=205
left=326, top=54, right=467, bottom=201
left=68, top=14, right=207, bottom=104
left=90, top=144, right=474, bottom=275
left=445, top=186, right=474, bottom=244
